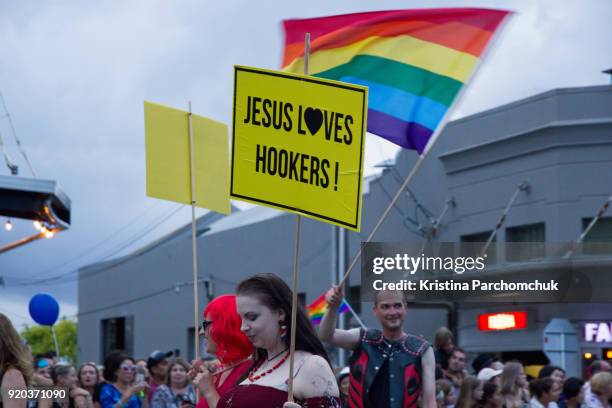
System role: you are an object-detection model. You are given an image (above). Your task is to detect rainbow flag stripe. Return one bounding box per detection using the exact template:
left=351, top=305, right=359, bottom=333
left=307, top=293, right=350, bottom=325
left=282, top=8, right=510, bottom=153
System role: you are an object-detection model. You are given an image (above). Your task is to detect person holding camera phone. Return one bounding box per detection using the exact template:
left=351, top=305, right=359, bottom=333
left=150, top=359, right=195, bottom=408
left=99, top=352, right=147, bottom=408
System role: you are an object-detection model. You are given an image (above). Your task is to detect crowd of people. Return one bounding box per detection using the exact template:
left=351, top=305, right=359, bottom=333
left=1, top=275, right=612, bottom=408
left=431, top=327, right=612, bottom=408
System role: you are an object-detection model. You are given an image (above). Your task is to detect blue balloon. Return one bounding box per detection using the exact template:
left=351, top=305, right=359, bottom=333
left=29, top=294, right=59, bottom=326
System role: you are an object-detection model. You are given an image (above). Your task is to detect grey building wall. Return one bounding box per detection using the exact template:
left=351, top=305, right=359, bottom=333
left=78, top=85, right=612, bottom=365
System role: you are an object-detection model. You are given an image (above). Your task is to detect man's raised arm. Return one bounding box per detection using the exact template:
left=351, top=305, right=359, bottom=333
left=318, top=285, right=360, bottom=350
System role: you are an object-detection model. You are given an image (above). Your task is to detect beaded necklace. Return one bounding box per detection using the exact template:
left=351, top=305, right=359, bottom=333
left=247, top=351, right=290, bottom=382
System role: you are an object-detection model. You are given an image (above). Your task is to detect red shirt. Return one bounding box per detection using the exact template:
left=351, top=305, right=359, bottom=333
left=195, top=360, right=251, bottom=408
left=217, top=384, right=341, bottom=407
left=147, top=380, right=162, bottom=403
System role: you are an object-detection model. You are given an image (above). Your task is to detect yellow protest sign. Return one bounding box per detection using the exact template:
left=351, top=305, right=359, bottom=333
left=145, top=101, right=230, bottom=215
left=231, top=66, right=367, bottom=231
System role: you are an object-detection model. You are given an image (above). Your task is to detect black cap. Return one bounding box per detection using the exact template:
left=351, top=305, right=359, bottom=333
left=472, top=353, right=494, bottom=374
left=146, top=350, right=172, bottom=370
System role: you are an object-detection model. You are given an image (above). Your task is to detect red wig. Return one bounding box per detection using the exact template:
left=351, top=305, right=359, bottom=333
left=203, top=294, right=253, bottom=364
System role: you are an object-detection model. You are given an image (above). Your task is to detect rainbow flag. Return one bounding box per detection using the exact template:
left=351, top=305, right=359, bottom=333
left=307, top=293, right=350, bottom=325
left=282, top=8, right=511, bottom=153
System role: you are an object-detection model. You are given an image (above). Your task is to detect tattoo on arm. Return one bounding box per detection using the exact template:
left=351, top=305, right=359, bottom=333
left=310, top=375, right=335, bottom=395
left=311, top=360, right=336, bottom=396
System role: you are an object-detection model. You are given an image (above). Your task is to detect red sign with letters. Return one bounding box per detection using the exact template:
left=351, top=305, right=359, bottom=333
left=478, top=311, right=527, bottom=331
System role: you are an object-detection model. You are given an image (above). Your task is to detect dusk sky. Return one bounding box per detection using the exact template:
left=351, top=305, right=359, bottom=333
left=1, top=0, right=611, bottom=329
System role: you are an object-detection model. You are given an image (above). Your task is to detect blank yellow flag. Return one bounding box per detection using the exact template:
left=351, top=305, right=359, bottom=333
left=144, top=101, right=230, bottom=215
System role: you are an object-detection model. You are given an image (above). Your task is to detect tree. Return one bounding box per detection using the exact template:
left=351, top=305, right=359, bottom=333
left=21, top=317, right=77, bottom=364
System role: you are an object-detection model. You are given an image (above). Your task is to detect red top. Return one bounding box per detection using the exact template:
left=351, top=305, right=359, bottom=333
left=195, top=361, right=251, bottom=408
left=217, top=384, right=341, bottom=407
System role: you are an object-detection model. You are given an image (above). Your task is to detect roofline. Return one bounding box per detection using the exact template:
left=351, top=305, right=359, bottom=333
left=447, top=84, right=612, bottom=128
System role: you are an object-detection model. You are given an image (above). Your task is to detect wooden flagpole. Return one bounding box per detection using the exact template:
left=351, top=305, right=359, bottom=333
left=287, top=32, right=310, bottom=403
left=188, top=102, right=201, bottom=382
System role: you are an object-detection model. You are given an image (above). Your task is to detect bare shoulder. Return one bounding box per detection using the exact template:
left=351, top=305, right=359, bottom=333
left=293, top=353, right=339, bottom=400
left=301, top=354, right=333, bottom=373
left=2, top=368, right=26, bottom=387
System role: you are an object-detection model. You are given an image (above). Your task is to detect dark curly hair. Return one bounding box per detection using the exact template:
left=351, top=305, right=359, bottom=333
left=103, top=351, right=133, bottom=382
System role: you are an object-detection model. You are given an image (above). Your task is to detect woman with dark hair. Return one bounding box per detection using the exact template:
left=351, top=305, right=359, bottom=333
left=151, top=358, right=195, bottom=408
left=0, top=313, right=32, bottom=408
left=455, top=376, right=483, bottom=408
left=51, top=364, right=92, bottom=408
left=99, top=351, right=147, bottom=408
left=558, top=378, right=584, bottom=408
left=480, top=382, right=503, bottom=408
left=78, top=362, right=102, bottom=408
left=539, top=366, right=566, bottom=386
left=217, top=273, right=340, bottom=407
left=192, top=295, right=253, bottom=408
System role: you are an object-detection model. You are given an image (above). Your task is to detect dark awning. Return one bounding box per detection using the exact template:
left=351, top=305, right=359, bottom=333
left=0, top=174, right=71, bottom=254
left=0, top=174, right=70, bottom=227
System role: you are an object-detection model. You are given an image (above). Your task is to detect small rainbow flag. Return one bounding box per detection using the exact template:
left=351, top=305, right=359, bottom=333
left=307, top=293, right=350, bottom=325
left=282, top=8, right=511, bottom=153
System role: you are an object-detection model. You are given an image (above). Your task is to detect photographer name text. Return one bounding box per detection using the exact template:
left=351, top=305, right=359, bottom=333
left=372, top=279, right=559, bottom=292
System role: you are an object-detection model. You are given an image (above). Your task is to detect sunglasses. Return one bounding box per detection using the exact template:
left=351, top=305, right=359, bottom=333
left=201, top=320, right=214, bottom=331
left=120, top=364, right=136, bottom=372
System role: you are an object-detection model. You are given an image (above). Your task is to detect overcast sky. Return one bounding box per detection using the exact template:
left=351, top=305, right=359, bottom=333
left=1, top=0, right=611, bottom=330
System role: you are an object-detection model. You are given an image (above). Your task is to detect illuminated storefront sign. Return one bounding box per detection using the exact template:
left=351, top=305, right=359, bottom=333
left=584, top=322, right=612, bottom=343
left=478, top=311, right=527, bottom=331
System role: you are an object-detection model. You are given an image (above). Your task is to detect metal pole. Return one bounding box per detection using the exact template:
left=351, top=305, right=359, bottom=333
left=331, top=225, right=339, bottom=367
left=420, top=197, right=455, bottom=253
left=331, top=226, right=337, bottom=298
left=343, top=300, right=366, bottom=330
left=337, top=226, right=346, bottom=367
left=479, top=181, right=529, bottom=257
left=560, top=332, right=566, bottom=370
left=0, top=232, right=46, bottom=254
left=564, top=195, right=612, bottom=259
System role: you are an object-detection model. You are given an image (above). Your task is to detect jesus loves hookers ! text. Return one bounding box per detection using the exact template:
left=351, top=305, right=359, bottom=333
left=242, top=95, right=355, bottom=191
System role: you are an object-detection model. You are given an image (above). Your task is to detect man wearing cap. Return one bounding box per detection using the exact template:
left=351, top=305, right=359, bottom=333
left=472, top=354, right=495, bottom=376
left=477, top=368, right=502, bottom=386
left=319, top=288, right=436, bottom=408
left=146, top=350, right=172, bottom=402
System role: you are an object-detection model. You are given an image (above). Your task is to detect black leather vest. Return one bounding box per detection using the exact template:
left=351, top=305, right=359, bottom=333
left=348, top=329, right=430, bottom=408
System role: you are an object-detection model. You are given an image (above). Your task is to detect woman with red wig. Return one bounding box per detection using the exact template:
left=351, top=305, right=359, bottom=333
left=193, top=295, right=253, bottom=408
